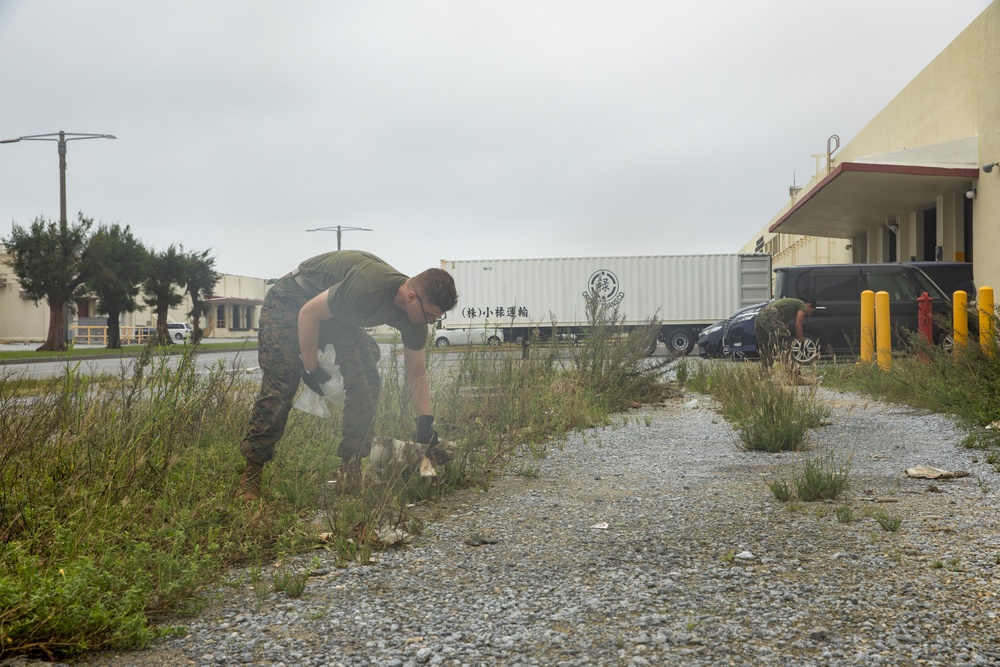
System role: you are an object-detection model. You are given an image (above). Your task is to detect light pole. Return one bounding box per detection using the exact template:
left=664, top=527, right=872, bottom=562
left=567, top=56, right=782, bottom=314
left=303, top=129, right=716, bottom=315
left=305, top=225, right=373, bottom=250
left=2, top=131, right=116, bottom=347
left=1, top=131, right=117, bottom=223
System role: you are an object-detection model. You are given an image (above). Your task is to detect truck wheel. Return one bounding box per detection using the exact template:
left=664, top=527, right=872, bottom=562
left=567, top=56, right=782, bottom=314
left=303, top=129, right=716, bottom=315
left=435, top=337, right=450, bottom=348
left=665, top=329, right=694, bottom=355
left=486, top=335, right=501, bottom=346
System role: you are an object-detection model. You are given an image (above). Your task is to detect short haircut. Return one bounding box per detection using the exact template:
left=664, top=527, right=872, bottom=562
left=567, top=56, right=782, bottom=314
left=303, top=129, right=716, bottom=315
left=804, top=298, right=817, bottom=307
left=413, top=268, right=458, bottom=312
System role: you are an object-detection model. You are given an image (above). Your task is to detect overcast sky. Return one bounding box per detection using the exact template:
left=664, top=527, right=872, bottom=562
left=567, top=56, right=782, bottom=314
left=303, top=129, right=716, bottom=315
left=0, top=1, right=991, bottom=279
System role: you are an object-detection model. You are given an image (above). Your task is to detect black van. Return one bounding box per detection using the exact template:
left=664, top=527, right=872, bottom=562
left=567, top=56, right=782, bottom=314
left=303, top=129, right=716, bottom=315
left=904, top=262, right=975, bottom=299
left=771, top=263, right=954, bottom=361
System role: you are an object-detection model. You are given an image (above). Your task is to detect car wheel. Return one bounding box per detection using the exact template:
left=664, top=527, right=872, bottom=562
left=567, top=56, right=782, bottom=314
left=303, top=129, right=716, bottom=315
left=791, top=335, right=820, bottom=364
left=486, top=335, right=501, bottom=347
left=723, top=348, right=746, bottom=361
left=937, top=331, right=954, bottom=353
left=435, top=337, right=450, bottom=348
left=174, top=332, right=184, bottom=341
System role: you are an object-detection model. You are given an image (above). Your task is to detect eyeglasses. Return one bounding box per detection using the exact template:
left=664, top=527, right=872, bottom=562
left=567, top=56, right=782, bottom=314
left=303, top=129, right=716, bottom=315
left=414, top=292, right=438, bottom=324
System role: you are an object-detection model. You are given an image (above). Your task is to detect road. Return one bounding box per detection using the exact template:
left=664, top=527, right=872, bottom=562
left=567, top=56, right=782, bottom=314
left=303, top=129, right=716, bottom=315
left=0, top=339, right=681, bottom=380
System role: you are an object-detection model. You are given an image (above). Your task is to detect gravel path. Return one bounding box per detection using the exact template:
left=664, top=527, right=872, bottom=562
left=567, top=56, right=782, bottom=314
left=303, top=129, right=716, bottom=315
left=64, top=383, right=1000, bottom=666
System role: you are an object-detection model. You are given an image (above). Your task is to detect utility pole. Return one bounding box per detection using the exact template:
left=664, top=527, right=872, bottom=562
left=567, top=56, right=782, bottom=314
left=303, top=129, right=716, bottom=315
left=1, top=131, right=117, bottom=223
left=305, top=225, right=374, bottom=250
left=1, top=130, right=116, bottom=347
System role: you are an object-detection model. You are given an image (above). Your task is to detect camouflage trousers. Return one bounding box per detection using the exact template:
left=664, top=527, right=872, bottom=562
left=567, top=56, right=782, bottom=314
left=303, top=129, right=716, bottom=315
left=754, top=306, right=790, bottom=368
left=240, top=274, right=382, bottom=465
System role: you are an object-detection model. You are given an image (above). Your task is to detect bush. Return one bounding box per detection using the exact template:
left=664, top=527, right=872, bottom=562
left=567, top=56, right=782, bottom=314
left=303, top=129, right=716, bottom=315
left=687, top=361, right=828, bottom=452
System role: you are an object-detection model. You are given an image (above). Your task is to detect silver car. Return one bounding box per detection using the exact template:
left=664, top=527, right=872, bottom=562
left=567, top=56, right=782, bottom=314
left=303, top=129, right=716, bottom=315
left=433, top=326, right=503, bottom=347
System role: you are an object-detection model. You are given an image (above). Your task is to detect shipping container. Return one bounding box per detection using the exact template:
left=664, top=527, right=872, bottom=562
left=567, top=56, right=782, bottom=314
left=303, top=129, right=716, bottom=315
left=438, top=253, right=771, bottom=354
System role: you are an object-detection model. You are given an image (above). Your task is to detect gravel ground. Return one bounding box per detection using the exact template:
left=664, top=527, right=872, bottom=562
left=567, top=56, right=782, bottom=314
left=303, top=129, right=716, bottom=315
left=47, top=380, right=1000, bottom=666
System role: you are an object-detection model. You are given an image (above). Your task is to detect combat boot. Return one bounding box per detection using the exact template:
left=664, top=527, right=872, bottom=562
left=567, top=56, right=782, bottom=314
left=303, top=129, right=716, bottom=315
left=238, top=461, right=264, bottom=501
left=337, top=456, right=362, bottom=494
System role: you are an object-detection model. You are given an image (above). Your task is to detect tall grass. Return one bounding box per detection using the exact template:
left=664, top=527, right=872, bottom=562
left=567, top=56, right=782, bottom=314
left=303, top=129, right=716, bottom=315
left=0, top=305, right=672, bottom=660
left=822, top=322, right=1000, bottom=442
left=685, top=360, right=828, bottom=452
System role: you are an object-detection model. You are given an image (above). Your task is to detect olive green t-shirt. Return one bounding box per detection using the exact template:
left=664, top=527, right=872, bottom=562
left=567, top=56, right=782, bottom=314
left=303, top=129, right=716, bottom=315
left=765, top=298, right=808, bottom=325
left=296, top=250, right=427, bottom=350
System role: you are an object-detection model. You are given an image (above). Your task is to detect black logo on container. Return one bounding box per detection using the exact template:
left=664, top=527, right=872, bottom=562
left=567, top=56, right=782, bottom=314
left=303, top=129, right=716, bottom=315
left=584, top=269, right=625, bottom=305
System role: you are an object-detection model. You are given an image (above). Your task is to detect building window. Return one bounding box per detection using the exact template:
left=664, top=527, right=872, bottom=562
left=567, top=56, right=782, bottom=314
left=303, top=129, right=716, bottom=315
left=216, top=305, right=227, bottom=329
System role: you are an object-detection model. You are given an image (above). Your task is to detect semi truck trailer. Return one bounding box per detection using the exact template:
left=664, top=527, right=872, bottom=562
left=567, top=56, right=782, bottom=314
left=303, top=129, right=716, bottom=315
left=438, top=253, right=772, bottom=354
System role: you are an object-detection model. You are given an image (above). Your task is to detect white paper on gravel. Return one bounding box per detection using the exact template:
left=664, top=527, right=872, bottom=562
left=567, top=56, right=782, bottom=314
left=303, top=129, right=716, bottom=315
left=293, top=345, right=345, bottom=417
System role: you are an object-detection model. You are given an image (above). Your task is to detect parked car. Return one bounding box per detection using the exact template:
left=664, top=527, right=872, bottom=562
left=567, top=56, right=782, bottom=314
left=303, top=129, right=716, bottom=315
left=724, top=263, right=954, bottom=363
left=721, top=302, right=768, bottom=360
left=697, top=320, right=727, bottom=358
left=167, top=322, right=193, bottom=341
left=905, top=261, right=975, bottom=299
left=433, top=325, right=503, bottom=347
left=697, top=302, right=769, bottom=358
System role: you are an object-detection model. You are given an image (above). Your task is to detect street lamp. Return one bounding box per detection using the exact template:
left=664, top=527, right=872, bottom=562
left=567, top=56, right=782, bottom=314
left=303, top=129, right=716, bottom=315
left=305, top=225, right=374, bottom=250
left=1, top=131, right=117, bottom=223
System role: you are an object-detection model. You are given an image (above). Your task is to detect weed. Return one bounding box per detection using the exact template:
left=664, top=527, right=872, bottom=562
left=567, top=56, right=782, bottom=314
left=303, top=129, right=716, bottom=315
left=874, top=510, right=902, bottom=532
left=516, top=463, right=541, bottom=479
left=835, top=505, right=854, bottom=524
left=687, top=361, right=828, bottom=452
left=249, top=567, right=269, bottom=604
left=767, top=479, right=793, bottom=501
left=794, top=451, right=851, bottom=501
left=272, top=568, right=309, bottom=598
left=720, top=551, right=735, bottom=564
left=931, top=560, right=944, bottom=569
left=944, top=557, right=966, bottom=572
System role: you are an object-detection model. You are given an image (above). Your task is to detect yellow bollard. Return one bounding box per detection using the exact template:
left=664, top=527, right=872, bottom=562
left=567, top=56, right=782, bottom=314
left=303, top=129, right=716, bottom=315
left=875, top=290, right=891, bottom=371
left=860, top=290, right=875, bottom=363
left=953, top=290, right=968, bottom=353
left=979, top=286, right=995, bottom=354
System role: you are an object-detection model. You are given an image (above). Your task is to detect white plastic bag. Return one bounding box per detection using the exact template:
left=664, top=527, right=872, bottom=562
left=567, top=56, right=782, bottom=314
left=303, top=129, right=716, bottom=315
left=293, top=344, right=345, bottom=418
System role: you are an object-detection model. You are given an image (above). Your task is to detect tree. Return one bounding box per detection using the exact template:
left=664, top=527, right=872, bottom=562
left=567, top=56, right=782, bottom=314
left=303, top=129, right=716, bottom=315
left=179, top=248, right=219, bottom=344
left=3, top=214, right=93, bottom=351
left=141, top=246, right=186, bottom=346
left=83, top=224, right=150, bottom=349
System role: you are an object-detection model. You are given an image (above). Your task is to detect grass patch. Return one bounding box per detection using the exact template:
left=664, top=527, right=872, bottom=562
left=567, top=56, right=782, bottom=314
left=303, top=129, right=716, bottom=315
left=794, top=451, right=851, bottom=501
left=685, top=360, right=828, bottom=452
left=873, top=509, right=902, bottom=532
left=821, top=324, right=1000, bottom=436
left=0, top=305, right=673, bottom=660
left=766, top=450, right=851, bottom=503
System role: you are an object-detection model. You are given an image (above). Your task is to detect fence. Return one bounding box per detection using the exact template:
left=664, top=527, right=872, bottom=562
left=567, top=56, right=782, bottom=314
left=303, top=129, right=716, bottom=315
left=70, top=325, right=158, bottom=346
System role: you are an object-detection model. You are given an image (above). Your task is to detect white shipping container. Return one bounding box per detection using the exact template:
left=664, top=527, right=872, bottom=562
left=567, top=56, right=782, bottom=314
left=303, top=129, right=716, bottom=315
left=438, top=253, right=771, bottom=353
left=440, top=254, right=769, bottom=326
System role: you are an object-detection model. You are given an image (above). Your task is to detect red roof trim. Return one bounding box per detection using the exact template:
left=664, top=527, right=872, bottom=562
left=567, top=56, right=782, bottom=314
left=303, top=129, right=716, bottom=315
left=769, top=162, right=980, bottom=234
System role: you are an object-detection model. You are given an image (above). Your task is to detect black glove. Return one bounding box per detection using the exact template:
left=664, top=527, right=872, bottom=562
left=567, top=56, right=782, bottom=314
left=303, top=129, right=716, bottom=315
left=302, top=365, right=332, bottom=396
left=415, top=414, right=439, bottom=447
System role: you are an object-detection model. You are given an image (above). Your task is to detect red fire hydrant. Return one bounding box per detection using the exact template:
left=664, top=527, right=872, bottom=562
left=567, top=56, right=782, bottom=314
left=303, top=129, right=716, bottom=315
left=917, top=291, right=934, bottom=346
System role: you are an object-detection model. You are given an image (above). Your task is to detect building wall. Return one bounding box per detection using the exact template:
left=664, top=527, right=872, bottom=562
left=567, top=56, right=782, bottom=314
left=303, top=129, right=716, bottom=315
left=743, top=2, right=1000, bottom=288
left=0, top=247, right=267, bottom=341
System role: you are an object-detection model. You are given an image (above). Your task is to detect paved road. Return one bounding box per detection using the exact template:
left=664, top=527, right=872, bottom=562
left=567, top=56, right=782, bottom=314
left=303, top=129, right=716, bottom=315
left=0, top=338, right=682, bottom=380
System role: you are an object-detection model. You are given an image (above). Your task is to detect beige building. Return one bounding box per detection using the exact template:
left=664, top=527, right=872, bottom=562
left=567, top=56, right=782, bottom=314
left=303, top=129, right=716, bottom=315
left=0, top=243, right=266, bottom=342
left=742, top=2, right=999, bottom=291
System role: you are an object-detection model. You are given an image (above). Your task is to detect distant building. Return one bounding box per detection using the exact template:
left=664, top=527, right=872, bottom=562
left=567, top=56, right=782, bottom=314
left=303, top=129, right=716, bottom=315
left=0, top=243, right=266, bottom=341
